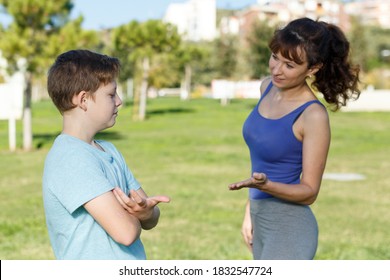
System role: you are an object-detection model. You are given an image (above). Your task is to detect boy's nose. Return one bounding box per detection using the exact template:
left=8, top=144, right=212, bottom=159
left=116, top=95, right=122, bottom=106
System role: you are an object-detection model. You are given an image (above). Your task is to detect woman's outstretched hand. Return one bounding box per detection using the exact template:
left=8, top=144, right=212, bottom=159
left=228, top=172, right=268, bottom=191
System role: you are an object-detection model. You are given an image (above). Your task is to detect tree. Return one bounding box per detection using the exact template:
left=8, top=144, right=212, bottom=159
left=0, top=0, right=98, bottom=150
left=174, top=42, right=205, bottom=100
left=245, top=19, right=274, bottom=79
left=111, top=20, right=181, bottom=121
left=214, top=34, right=239, bottom=79
left=348, top=16, right=369, bottom=73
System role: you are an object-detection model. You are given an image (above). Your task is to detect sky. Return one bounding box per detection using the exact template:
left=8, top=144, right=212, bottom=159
left=70, top=0, right=258, bottom=30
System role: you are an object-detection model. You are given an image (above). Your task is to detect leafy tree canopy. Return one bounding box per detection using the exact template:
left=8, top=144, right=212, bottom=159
left=0, top=0, right=98, bottom=76
left=111, top=19, right=181, bottom=84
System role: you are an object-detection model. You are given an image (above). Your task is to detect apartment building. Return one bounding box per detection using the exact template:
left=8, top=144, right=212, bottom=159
left=219, top=0, right=349, bottom=40
left=163, top=0, right=388, bottom=42
left=163, top=0, right=216, bottom=41
left=345, top=0, right=390, bottom=29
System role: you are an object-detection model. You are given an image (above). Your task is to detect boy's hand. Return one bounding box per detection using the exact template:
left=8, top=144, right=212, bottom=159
left=112, top=187, right=170, bottom=223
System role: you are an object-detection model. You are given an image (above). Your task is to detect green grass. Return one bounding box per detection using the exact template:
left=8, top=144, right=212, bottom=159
left=0, top=97, right=389, bottom=260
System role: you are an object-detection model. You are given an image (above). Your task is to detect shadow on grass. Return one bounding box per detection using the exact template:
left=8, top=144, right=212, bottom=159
left=215, top=98, right=257, bottom=109
left=96, top=131, right=124, bottom=141
left=34, top=131, right=124, bottom=149
left=147, top=107, right=195, bottom=116
left=34, top=132, right=60, bottom=149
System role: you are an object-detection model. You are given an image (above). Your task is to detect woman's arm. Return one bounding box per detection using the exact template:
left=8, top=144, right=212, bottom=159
left=229, top=104, right=330, bottom=205
left=266, top=103, right=330, bottom=204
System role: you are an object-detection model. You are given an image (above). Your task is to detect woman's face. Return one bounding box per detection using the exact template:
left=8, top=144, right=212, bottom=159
left=269, top=49, right=313, bottom=90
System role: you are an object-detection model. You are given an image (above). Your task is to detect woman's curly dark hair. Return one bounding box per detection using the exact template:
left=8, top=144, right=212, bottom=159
left=269, top=17, right=361, bottom=111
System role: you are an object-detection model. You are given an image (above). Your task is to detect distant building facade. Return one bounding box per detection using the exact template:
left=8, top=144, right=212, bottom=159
left=344, top=0, right=390, bottom=29
left=163, top=0, right=216, bottom=41
left=219, top=0, right=349, bottom=41
left=163, top=0, right=388, bottom=42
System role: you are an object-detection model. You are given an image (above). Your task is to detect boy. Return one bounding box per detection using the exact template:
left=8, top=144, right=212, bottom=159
left=43, top=49, right=170, bottom=259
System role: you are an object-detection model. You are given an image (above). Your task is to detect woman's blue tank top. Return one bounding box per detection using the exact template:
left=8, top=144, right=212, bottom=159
left=243, top=82, right=323, bottom=200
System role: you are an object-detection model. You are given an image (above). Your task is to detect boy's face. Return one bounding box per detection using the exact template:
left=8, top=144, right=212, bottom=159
left=87, top=81, right=122, bottom=131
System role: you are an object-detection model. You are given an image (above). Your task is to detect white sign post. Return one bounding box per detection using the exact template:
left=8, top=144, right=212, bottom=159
left=0, top=83, right=24, bottom=151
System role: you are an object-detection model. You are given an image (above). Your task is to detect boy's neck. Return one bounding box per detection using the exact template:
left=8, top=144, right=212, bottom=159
left=62, top=115, right=96, bottom=145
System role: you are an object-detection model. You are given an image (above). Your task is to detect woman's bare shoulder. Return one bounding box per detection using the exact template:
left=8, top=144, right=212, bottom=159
left=260, top=76, right=272, bottom=94
left=303, top=101, right=330, bottom=125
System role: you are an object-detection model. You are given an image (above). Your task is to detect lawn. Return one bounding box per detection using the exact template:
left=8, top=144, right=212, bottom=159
left=0, top=97, right=389, bottom=260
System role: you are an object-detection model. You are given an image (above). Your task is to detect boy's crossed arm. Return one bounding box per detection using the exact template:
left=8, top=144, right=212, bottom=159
left=84, top=188, right=170, bottom=246
left=113, top=187, right=170, bottom=230
left=84, top=191, right=142, bottom=246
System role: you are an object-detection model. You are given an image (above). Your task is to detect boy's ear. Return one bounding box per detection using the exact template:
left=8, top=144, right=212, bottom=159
left=73, top=91, right=88, bottom=111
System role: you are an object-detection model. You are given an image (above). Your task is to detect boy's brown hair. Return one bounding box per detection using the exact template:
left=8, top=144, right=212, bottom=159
left=47, top=49, right=120, bottom=114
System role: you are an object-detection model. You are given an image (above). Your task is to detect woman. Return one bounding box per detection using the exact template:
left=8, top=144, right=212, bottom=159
left=228, top=17, right=360, bottom=259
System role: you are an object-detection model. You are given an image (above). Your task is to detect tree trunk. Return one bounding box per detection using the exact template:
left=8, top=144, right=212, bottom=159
left=139, top=57, right=149, bottom=121
left=23, top=72, right=33, bottom=151
left=127, top=78, right=133, bottom=100
left=180, top=64, right=192, bottom=100
left=132, top=88, right=140, bottom=121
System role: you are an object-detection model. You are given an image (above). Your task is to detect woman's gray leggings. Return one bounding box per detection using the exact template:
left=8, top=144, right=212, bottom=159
left=250, top=198, right=318, bottom=260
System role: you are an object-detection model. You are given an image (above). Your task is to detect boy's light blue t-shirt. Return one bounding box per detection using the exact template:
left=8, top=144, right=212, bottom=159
left=42, top=134, right=146, bottom=260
